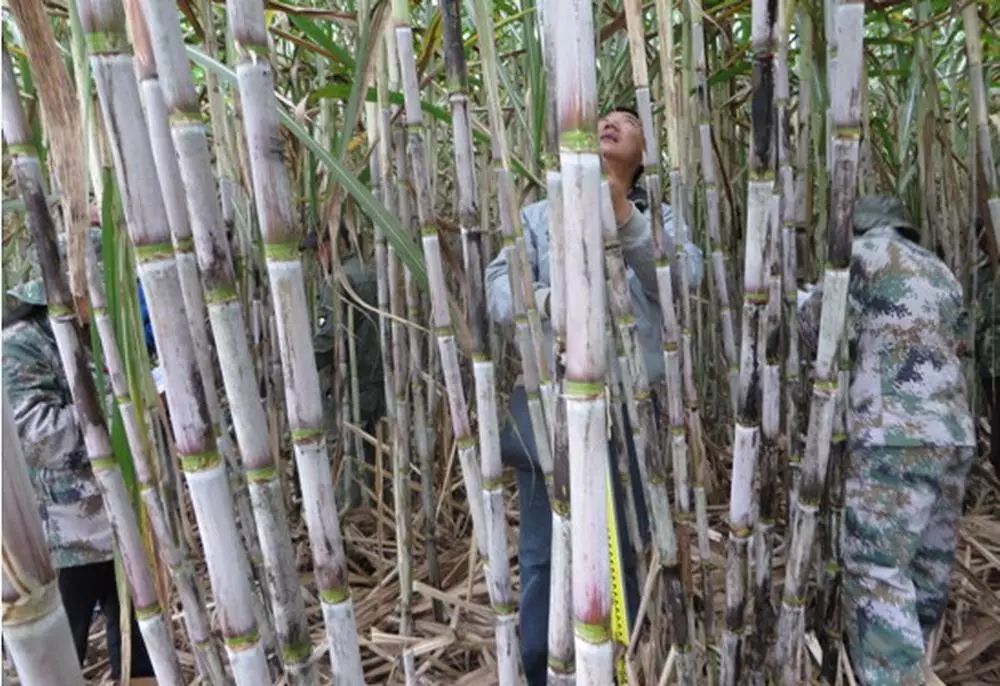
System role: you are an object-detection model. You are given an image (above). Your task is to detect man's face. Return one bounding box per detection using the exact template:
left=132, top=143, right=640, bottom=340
left=598, top=110, right=644, bottom=175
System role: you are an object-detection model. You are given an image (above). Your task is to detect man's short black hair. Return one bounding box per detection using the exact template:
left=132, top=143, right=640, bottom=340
left=607, top=105, right=641, bottom=120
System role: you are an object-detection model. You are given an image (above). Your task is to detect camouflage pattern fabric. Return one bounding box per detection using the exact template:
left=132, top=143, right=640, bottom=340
left=799, top=225, right=976, bottom=448
left=974, top=258, right=999, bottom=379
left=314, top=255, right=384, bottom=443
left=2, top=314, right=113, bottom=569
left=842, top=446, right=974, bottom=685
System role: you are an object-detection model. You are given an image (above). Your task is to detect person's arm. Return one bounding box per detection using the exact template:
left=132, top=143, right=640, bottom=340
left=485, top=205, right=548, bottom=325
left=608, top=177, right=658, bottom=301
left=2, top=325, right=81, bottom=473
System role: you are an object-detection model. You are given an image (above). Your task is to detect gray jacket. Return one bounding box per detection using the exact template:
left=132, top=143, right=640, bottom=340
left=485, top=198, right=703, bottom=383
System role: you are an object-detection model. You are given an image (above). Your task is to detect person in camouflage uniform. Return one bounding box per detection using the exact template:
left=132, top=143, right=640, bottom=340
left=311, top=232, right=384, bottom=508
left=3, top=252, right=154, bottom=680
left=800, top=196, right=976, bottom=686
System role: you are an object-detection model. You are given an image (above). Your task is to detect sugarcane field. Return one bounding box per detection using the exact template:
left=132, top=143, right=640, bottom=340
left=2, top=0, right=999, bottom=683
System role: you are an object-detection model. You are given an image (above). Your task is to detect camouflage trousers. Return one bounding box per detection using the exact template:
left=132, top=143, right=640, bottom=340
left=842, top=445, right=974, bottom=686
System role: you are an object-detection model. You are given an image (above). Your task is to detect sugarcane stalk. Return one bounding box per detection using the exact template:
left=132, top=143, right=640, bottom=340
left=125, top=0, right=269, bottom=630
left=2, top=388, right=88, bottom=686
left=82, top=224, right=226, bottom=684
left=407, top=279, right=442, bottom=618
left=439, top=0, right=487, bottom=356
left=82, top=3, right=273, bottom=682
left=689, top=0, right=738, bottom=414
left=552, top=2, right=614, bottom=681
left=391, top=9, right=519, bottom=680
left=720, top=0, right=777, bottom=681
left=748, top=194, right=783, bottom=682
left=3, top=44, right=185, bottom=685
left=598, top=179, right=693, bottom=683
left=541, top=170, right=577, bottom=684
left=435, top=0, right=492, bottom=600
left=776, top=3, right=864, bottom=681
left=132, top=1, right=321, bottom=678
left=388, top=112, right=415, bottom=680
left=650, top=8, right=701, bottom=664
left=224, top=0, right=367, bottom=680
left=818, top=353, right=848, bottom=682
left=371, top=45, right=397, bottom=444
left=607, top=340, right=646, bottom=587
left=8, top=0, right=90, bottom=315
left=81, top=120, right=224, bottom=680
left=474, top=357, right=525, bottom=686
left=391, top=0, right=490, bottom=558
left=471, top=0, right=555, bottom=471
left=961, top=0, right=1000, bottom=251
left=788, top=3, right=814, bottom=515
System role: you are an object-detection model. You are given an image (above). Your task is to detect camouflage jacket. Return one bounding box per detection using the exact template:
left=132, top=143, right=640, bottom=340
left=800, top=226, right=975, bottom=448
left=974, top=258, right=999, bottom=379
left=315, top=255, right=385, bottom=439
left=2, top=314, right=113, bottom=568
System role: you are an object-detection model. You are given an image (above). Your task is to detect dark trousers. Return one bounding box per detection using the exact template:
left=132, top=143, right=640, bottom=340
left=501, top=387, right=648, bottom=686
left=58, top=560, right=154, bottom=679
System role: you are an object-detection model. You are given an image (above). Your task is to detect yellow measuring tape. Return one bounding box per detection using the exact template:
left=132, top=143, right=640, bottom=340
left=606, top=464, right=630, bottom=684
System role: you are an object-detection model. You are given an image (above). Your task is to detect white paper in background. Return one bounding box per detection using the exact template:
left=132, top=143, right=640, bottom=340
left=151, top=366, right=166, bottom=395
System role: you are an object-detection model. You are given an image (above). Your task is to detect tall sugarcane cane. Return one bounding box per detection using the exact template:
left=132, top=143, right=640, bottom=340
left=817, top=352, right=848, bottom=681
left=388, top=89, right=416, bottom=679
left=390, top=1, right=489, bottom=564
left=599, top=181, right=693, bottom=684
left=72, top=64, right=223, bottom=681
left=720, top=0, right=777, bottom=681
left=961, top=0, right=1000, bottom=250
left=779, top=0, right=803, bottom=527
left=518, top=4, right=577, bottom=680
left=775, top=3, right=864, bottom=682
left=83, top=224, right=227, bottom=684
left=438, top=0, right=487, bottom=356
left=471, top=0, right=554, bottom=483
left=649, top=5, right=701, bottom=657
left=788, top=2, right=815, bottom=513
left=748, top=0, right=797, bottom=664
left=371, top=41, right=397, bottom=471
left=435, top=2, right=523, bottom=678
left=2, top=389, right=87, bottom=686
left=553, top=2, right=613, bottom=681
left=224, top=0, right=366, bottom=680
left=543, top=170, right=577, bottom=684
left=125, top=0, right=270, bottom=628
left=2, top=46, right=184, bottom=685
left=7, top=0, right=90, bottom=316
left=80, top=3, right=272, bottom=682
left=390, top=6, right=525, bottom=681
left=653, top=3, right=713, bottom=675
left=748, top=192, right=783, bottom=682
left=689, top=0, right=738, bottom=415
left=474, top=357, right=525, bottom=686
left=131, top=1, right=319, bottom=679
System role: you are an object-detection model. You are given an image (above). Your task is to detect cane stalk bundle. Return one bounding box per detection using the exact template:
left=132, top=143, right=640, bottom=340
left=81, top=2, right=272, bottom=681
left=776, top=2, right=865, bottom=682
left=3, top=41, right=186, bottom=684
